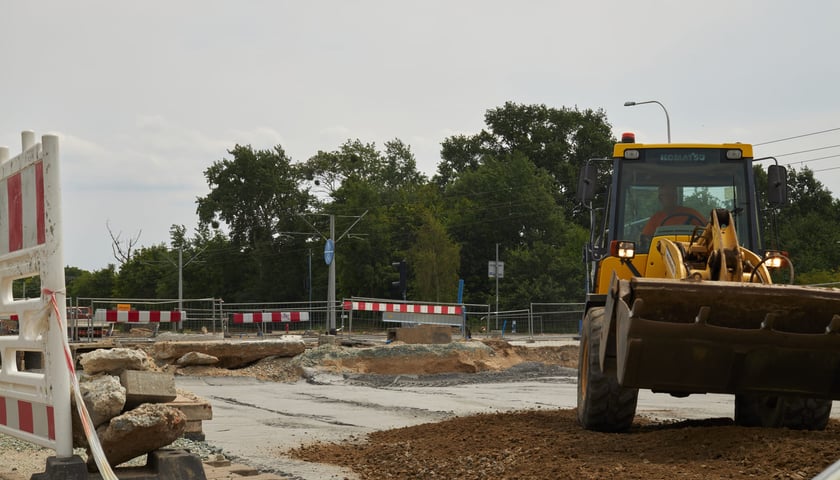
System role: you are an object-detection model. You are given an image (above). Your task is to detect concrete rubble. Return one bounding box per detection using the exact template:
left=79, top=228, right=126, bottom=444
left=145, top=337, right=306, bottom=368
left=79, top=347, right=156, bottom=374
left=120, top=369, right=178, bottom=407
left=176, top=351, right=220, bottom=366
left=387, top=324, right=453, bottom=344
left=77, top=374, right=125, bottom=427
left=93, top=403, right=187, bottom=469
left=74, top=347, right=207, bottom=470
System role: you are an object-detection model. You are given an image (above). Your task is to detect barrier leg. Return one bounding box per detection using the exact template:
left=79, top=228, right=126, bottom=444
left=30, top=455, right=88, bottom=480
left=32, top=450, right=207, bottom=480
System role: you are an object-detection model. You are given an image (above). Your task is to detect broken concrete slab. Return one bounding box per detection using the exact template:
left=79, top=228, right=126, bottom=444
left=165, top=394, right=213, bottom=421
left=166, top=393, right=213, bottom=440
left=120, top=370, right=178, bottom=408
left=78, top=374, right=126, bottom=427
left=71, top=375, right=127, bottom=447
left=147, top=338, right=305, bottom=368
left=387, top=324, right=453, bottom=344
left=79, top=348, right=157, bottom=375
left=93, top=403, right=187, bottom=469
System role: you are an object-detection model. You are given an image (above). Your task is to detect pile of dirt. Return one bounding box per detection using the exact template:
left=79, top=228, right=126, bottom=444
left=290, top=409, right=840, bottom=479
left=173, top=339, right=578, bottom=382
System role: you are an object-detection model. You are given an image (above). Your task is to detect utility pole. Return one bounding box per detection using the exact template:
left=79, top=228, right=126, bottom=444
left=298, top=211, right=367, bottom=332
left=178, top=247, right=183, bottom=312
left=327, top=214, right=336, bottom=331
left=308, top=248, right=312, bottom=310
left=168, top=245, right=206, bottom=331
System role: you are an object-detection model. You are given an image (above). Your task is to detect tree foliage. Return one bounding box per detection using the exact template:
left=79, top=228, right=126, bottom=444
left=66, top=265, right=117, bottom=299
left=437, top=101, right=615, bottom=223
left=772, top=168, right=840, bottom=281
left=407, top=210, right=461, bottom=303
left=195, top=144, right=315, bottom=301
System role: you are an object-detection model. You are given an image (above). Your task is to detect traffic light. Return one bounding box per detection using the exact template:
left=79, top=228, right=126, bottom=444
left=391, top=260, right=407, bottom=300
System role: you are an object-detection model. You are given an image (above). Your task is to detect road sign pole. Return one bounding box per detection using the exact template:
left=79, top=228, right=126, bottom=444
left=327, top=215, right=336, bottom=331
left=495, top=243, right=499, bottom=330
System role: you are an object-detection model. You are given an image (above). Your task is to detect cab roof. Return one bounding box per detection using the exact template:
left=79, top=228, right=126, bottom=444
left=613, top=142, right=755, bottom=159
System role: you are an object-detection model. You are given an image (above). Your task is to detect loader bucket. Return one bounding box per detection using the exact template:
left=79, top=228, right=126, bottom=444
left=610, top=277, right=840, bottom=399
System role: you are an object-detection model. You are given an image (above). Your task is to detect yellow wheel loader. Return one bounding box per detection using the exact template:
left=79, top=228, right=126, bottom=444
left=576, top=133, right=840, bottom=432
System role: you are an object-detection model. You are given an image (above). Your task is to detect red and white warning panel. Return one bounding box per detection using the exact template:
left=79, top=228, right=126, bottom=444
left=232, top=311, right=310, bottom=323
left=0, top=396, right=55, bottom=442
left=94, top=309, right=185, bottom=323
left=0, top=157, right=46, bottom=254
left=343, top=301, right=462, bottom=315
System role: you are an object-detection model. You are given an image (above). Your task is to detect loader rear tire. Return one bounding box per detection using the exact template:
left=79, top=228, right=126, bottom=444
left=577, top=306, right=638, bottom=432
left=734, top=394, right=831, bottom=430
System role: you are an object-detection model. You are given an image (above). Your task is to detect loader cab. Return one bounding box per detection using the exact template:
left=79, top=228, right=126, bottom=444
left=610, top=143, right=760, bottom=254
left=579, top=140, right=776, bottom=295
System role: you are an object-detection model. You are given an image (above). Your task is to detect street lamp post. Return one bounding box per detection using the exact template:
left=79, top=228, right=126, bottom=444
left=624, top=100, right=671, bottom=143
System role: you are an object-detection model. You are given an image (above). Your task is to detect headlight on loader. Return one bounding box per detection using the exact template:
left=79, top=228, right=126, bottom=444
left=764, top=250, right=785, bottom=269
left=611, top=240, right=636, bottom=259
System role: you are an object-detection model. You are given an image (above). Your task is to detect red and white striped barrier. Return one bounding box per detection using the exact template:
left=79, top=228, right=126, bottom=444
left=232, top=311, right=310, bottom=324
left=0, top=133, right=73, bottom=457
left=0, top=396, right=55, bottom=441
left=343, top=301, right=462, bottom=315
left=94, top=309, right=185, bottom=323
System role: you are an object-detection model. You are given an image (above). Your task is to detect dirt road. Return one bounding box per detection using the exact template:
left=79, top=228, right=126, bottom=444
left=182, top=338, right=840, bottom=479
left=292, top=409, right=840, bottom=479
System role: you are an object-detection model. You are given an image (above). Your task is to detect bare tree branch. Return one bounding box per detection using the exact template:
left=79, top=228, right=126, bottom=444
left=106, top=220, right=141, bottom=266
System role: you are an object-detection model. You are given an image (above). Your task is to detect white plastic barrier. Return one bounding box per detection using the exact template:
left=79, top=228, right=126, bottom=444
left=0, top=132, right=71, bottom=455
left=231, top=311, right=309, bottom=323
left=343, top=300, right=462, bottom=315
left=342, top=299, right=465, bottom=329
left=94, top=309, right=185, bottom=323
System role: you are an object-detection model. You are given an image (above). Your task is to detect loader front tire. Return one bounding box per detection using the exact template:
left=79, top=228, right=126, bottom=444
left=734, top=394, right=831, bottom=430
left=577, top=306, right=638, bottom=432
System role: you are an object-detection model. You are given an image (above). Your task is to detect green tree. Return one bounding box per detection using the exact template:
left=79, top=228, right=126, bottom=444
left=772, top=168, right=840, bottom=282
left=437, top=102, right=614, bottom=222
left=113, top=244, right=175, bottom=298
left=505, top=228, right=588, bottom=307
left=304, top=139, right=429, bottom=301
left=444, top=153, right=572, bottom=305
left=303, top=139, right=425, bottom=201
left=196, top=144, right=315, bottom=301
left=407, top=211, right=461, bottom=303
left=66, top=265, right=117, bottom=299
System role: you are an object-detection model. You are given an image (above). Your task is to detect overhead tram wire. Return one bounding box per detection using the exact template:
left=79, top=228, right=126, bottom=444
left=780, top=153, right=840, bottom=168
left=812, top=163, right=840, bottom=173
left=753, top=127, right=840, bottom=168
left=773, top=144, right=840, bottom=158
left=754, top=127, right=840, bottom=146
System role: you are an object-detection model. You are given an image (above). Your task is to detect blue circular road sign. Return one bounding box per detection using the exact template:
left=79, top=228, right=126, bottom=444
left=324, top=238, right=335, bottom=265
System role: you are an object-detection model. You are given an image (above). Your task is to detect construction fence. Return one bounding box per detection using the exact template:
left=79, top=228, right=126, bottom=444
left=63, top=297, right=584, bottom=339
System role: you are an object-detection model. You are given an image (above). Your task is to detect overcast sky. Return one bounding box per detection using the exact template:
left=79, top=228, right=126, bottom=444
left=2, top=1, right=839, bottom=271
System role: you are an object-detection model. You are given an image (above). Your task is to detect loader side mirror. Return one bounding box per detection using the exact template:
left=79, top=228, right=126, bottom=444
left=767, top=165, right=787, bottom=206
left=577, top=164, right=598, bottom=203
